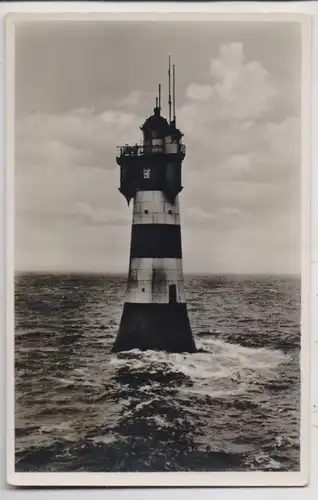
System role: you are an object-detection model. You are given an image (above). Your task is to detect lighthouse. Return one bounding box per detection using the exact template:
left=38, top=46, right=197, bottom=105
left=112, top=59, right=196, bottom=353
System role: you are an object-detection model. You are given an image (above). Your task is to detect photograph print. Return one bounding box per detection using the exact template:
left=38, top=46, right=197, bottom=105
left=7, top=13, right=310, bottom=486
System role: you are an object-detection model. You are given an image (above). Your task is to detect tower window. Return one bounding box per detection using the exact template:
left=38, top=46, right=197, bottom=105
left=143, top=168, right=151, bottom=179
left=144, top=209, right=149, bottom=215
left=141, top=288, right=145, bottom=292
left=168, top=210, right=173, bottom=215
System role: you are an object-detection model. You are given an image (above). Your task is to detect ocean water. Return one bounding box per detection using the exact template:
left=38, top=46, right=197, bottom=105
left=14, top=274, right=301, bottom=473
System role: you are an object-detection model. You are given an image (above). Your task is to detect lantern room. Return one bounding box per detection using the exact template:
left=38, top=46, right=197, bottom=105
left=141, top=106, right=170, bottom=153
left=116, top=56, right=186, bottom=203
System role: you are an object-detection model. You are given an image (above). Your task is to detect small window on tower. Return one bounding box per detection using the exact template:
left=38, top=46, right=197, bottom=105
left=143, top=169, right=151, bottom=179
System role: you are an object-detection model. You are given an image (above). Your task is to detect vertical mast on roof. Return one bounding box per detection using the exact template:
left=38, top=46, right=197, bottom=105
left=168, top=55, right=172, bottom=124
left=158, top=84, right=161, bottom=111
left=172, top=63, right=176, bottom=125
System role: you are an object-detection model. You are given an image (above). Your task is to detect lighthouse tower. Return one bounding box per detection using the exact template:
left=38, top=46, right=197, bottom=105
left=112, top=60, right=196, bottom=353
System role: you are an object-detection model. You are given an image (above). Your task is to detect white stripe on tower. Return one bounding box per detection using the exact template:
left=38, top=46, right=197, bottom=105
left=132, top=190, right=180, bottom=225
left=127, top=258, right=185, bottom=304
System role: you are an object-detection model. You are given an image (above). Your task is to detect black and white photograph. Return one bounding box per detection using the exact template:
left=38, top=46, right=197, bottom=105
left=6, top=11, right=311, bottom=487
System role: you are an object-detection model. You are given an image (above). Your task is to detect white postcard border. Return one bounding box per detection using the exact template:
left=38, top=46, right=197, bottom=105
left=4, top=5, right=312, bottom=489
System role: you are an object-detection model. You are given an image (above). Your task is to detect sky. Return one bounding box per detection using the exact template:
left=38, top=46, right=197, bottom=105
left=15, top=19, right=301, bottom=275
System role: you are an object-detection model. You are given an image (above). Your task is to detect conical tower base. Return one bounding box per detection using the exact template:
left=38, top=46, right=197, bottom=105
left=112, top=302, right=197, bottom=353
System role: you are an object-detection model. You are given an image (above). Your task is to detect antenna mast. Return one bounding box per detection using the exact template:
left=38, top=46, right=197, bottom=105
left=172, top=63, right=176, bottom=124
left=158, top=84, right=161, bottom=111
left=168, top=55, right=172, bottom=124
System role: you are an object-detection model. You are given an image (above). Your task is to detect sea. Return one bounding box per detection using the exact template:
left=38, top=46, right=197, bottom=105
left=14, top=274, right=301, bottom=473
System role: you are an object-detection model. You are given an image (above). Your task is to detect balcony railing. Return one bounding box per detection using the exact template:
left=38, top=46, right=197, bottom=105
left=117, top=145, right=144, bottom=157
left=117, top=144, right=186, bottom=157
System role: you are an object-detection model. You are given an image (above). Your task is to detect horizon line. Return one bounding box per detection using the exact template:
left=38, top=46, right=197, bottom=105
left=14, top=270, right=301, bottom=277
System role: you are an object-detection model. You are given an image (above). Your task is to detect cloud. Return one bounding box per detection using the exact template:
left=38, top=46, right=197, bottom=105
left=210, top=42, right=276, bottom=118
left=69, top=201, right=131, bottom=227
left=185, top=206, right=217, bottom=227
left=118, top=90, right=142, bottom=108
left=181, top=42, right=277, bottom=130
left=176, top=43, right=300, bottom=275
left=16, top=107, right=143, bottom=170
left=186, top=84, right=213, bottom=101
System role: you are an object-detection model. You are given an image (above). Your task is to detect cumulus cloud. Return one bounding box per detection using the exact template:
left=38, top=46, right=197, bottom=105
left=181, top=41, right=277, bottom=134
left=210, top=42, right=276, bottom=118
left=187, top=84, right=213, bottom=101
left=178, top=43, right=299, bottom=245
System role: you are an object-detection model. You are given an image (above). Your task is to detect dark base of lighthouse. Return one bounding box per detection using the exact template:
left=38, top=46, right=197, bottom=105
left=112, top=302, right=197, bottom=353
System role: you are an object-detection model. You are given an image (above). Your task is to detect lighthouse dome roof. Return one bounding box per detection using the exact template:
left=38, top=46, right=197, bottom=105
left=141, top=107, right=171, bottom=135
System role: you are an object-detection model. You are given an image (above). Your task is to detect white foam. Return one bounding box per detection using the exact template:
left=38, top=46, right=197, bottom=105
left=90, top=434, right=118, bottom=445
left=253, top=451, right=282, bottom=470
left=48, top=376, right=103, bottom=388
left=110, top=337, right=289, bottom=401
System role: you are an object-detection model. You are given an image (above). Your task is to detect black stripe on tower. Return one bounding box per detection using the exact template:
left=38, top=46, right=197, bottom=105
left=130, top=224, right=182, bottom=259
